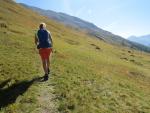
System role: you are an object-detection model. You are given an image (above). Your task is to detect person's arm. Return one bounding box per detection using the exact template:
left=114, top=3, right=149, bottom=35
left=35, top=33, right=38, bottom=46
left=48, top=32, right=53, bottom=47
left=48, top=32, right=53, bottom=52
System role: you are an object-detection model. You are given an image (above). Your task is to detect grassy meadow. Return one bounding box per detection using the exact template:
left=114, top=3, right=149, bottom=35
left=0, top=0, right=150, bottom=113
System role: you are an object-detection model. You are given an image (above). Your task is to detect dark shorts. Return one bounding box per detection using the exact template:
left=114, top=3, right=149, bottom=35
left=39, top=48, right=52, bottom=60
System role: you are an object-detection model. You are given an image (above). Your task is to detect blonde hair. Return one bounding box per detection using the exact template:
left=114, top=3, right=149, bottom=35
left=39, top=22, right=46, bottom=29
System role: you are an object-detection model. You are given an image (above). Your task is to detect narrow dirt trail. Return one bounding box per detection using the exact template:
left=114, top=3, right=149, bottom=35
left=33, top=76, right=58, bottom=113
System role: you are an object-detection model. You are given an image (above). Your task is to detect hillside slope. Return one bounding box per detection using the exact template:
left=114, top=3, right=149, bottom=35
left=19, top=3, right=150, bottom=53
left=0, top=0, right=150, bottom=113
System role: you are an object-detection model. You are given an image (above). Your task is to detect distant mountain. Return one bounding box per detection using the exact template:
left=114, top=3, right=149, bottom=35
left=128, top=35, right=150, bottom=47
left=20, top=3, right=150, bottom=52
left=1, top=1, right=150, bottom=112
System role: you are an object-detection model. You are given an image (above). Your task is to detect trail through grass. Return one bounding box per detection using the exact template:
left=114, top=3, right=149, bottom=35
left=0, top=0, right=150, bottom=113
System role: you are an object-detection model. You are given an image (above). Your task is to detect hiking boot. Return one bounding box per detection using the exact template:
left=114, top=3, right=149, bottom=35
left=44, top=74, right=49, bottom=81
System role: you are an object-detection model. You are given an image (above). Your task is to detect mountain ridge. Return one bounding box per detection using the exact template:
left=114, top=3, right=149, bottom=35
left=128, top=34, right=150, bottom=47
left=1, top=1, right=150, bottom=112
left=19, top=3, right=150, bottom=53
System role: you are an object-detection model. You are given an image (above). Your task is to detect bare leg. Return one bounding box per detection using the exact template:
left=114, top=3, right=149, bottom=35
left=45, top=59, right=48, bottom=74
left=48, top=52, right=52, bottom=69
left=42, top=59, right=48, bottom=74
left=47, top=58, right=50, bottom=69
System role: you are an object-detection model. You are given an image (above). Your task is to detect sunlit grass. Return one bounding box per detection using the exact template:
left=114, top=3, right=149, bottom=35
left=0, top=0, right=150, bottom=113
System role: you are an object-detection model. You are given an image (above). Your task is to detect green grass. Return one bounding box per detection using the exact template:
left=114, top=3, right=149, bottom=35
left=0, top=0, right=150, bottom=113
left=52, top=35, right=150, bottom=113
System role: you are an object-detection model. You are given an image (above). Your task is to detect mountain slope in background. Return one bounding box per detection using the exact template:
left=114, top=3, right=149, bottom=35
left=20, top=3, right=150, bottom=53
left=128, top=35, right=150, bottom=47
left=0, top=0, right=150, bottom=113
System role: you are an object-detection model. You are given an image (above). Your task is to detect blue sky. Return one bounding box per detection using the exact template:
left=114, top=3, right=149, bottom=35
left=16, top=0, right=150, bottom=38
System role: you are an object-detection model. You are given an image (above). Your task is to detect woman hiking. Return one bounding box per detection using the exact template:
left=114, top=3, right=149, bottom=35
left=35, top=23, right=53, bottom=81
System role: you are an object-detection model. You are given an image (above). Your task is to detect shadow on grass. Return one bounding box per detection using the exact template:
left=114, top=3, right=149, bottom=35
left=0, top=76, right=45, bottom=108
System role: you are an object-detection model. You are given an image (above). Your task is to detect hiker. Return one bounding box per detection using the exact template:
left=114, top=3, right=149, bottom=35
left=35, top=23, right=53, bottom=81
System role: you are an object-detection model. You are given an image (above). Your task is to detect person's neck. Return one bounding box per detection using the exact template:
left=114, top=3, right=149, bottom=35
left=40, top=28, right=46, bottom=30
